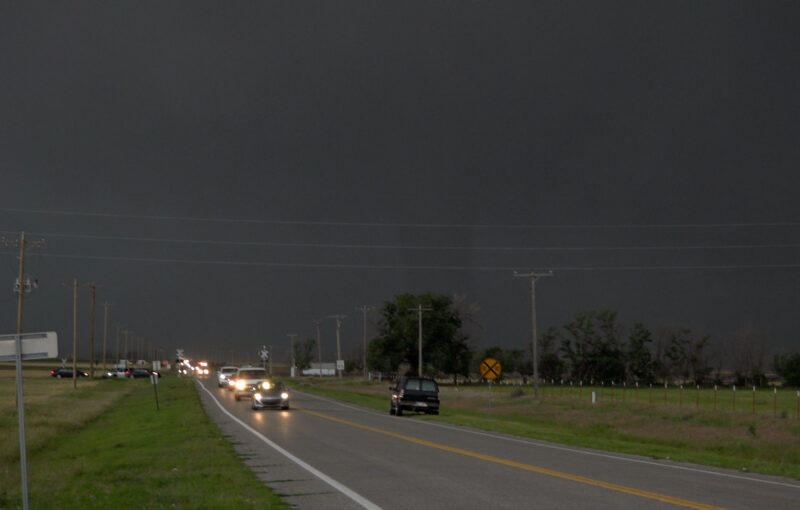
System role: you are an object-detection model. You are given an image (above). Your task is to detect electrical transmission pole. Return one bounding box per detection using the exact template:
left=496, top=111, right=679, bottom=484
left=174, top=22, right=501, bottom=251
left=355, top=305, right=374, bottom=378
left=514, top=270, right=553, bottom=398
left=411, top=304, right=432, bottom=376
left=313, top=320, right=322, bottom=378
left=3, top=231, right=44, bottom=510
left=328, top=315, right=346, bottom=378
left=102, top=302, right=111, bottom=373
left=114, top=323, right=121, bottom=366
left=287, top=333, right=298, bottom=377
left=86, top=283, right=98, bottom=378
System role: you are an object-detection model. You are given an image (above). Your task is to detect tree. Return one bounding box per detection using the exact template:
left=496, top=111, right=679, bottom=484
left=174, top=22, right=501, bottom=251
left=369, top=293, right=471, bottom=379
left=664, top=328, right=712, bottom=385
left=625, top=323, right=655, bottom=384
left=774, top=352, right=800, bottom=387
left=539, top=326, right=564, bottom=382
left=731, top=328, right=768, bottom=387
left=292, top=337, right=316, bottom=370
left=560, top=310, right=624, bottom=383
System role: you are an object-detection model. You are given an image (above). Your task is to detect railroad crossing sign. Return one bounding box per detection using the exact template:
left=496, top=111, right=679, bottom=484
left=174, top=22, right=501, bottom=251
left=480, top=358, right=502, bottom=380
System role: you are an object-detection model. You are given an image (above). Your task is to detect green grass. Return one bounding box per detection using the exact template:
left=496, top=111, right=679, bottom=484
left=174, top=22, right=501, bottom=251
left=292, top=377, right=800, bottom=480
left=1, top=362, right=288, bottom=509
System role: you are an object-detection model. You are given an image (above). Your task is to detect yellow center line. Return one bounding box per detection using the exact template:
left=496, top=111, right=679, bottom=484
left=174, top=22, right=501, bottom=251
left=297, top=406, right=727, bottom=510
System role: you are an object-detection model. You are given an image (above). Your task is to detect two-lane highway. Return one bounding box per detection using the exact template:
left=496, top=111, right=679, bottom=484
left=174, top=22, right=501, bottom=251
left=196, top=377, right=799, bottom=510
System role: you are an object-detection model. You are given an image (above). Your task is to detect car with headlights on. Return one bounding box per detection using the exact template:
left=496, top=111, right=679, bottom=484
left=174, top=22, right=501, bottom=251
left=233, top=367, right=268, bottom=401
left=251, top=380, right=290, bottom=410
left=216, top=366, right=238, bottom=387
left=50, top=368, right=88, bottom=378
left=104, top=367, right=128, bottom=378
left=390, top=376, right=440, bottom=416
left=127, top=368, right=160, bottom=378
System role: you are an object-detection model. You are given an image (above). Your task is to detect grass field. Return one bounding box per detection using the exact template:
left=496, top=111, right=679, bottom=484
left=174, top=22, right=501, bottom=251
left=0, top=362, right=288, bottom=509
left=292, top=377, right=800, bottom=480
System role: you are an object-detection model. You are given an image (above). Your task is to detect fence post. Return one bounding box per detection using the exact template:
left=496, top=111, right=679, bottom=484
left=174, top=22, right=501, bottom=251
left=714, top=385, right=717, bottom=412
left=773, top=387, right=777, bottom=418
left=733, top=385, right=736, bottom=412
left=696, top=385, right=700, bottom=409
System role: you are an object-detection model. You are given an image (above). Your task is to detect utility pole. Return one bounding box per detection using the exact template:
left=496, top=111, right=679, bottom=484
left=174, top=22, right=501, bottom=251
left=3, top=231, right=44, bottom=510
left=102, top=302, right=110, bottom=373
left=114, top=323, right=121, bottom=366
left=514, top=270, right=553, bottom=398
left=85, top=284, right=98, bottom=378
left=314, top=320, right=322, bottom=378
left=328, top=315, right=346, bottom=378
left=71, top=279, right=79, bottom=389
left=411, top=304, right=432, bottom=376
left=123, top=329, right=131, bottom=367
left=355, top=305, right=373, bottom=378
left=287, top=333, right=298, bottom=377
left=2, top=232, right=45, bottom=336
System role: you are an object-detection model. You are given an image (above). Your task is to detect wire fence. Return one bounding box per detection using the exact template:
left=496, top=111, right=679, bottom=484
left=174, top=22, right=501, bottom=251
left=490, top=379, right=800, bottom=419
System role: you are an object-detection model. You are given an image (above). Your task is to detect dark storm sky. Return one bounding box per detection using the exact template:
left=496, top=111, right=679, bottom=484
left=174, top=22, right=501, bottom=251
left=1, top=2, right=798, bottom=365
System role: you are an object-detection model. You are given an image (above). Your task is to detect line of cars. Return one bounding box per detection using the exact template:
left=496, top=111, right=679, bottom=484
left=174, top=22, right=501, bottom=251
left=49, top=367, right=161, bottom=378
left=217, top=365, right=290, bottom=410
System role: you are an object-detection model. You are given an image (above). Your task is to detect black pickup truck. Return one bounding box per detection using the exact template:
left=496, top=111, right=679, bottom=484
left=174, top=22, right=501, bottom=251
left=390, top=376, right=440, bottom=416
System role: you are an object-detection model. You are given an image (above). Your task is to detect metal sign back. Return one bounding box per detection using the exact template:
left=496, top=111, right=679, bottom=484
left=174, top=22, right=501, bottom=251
left=0, top=332, right=58, bottom=361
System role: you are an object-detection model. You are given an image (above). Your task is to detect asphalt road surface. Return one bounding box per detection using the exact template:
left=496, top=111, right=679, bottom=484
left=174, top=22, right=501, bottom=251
left=196, top=377, right=799, bottom=510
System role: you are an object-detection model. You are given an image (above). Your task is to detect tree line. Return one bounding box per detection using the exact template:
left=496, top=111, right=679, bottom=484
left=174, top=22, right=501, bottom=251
left=292, top=293, right=800, bottom=387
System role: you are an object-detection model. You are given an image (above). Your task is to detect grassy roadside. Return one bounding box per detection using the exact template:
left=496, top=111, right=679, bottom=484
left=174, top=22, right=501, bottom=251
left=1, top=363, right=288, bottom=509
left=291, top=377, right=800, bottom=480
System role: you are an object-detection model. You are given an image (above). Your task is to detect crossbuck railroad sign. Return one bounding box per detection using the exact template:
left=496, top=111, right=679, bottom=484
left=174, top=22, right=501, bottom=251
left=480, top=358, right=502, bottom=380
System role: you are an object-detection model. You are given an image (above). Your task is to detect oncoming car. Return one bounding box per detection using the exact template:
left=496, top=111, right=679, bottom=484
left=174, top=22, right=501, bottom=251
left=216, top=366, right=238, bottom=387
left=233, top=367, right=267, bottom=401
left=390, top=376, right=440, bottom=416
left=251, top=380, right=290, bottom=410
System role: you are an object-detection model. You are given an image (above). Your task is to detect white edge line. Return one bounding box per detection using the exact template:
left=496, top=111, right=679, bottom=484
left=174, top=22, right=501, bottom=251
left=296, top=389, right=800, bottom=490
left=196, top=381, right=382, bottom=510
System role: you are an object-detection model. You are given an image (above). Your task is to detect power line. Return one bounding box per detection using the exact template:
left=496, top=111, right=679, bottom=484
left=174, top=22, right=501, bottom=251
left=2, top=207, right=799, bottom=229
left=2, top=250, right=798, bottom=271
left=4, top=230, right=799, bottom=253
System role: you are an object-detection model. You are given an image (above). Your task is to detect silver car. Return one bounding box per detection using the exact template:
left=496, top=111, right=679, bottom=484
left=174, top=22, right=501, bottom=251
left=216, top=366, right=238, bottom=387
left=232, top=367, right=268, bottom=401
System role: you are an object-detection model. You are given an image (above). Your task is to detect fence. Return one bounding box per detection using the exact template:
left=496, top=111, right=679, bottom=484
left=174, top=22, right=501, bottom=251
left=515, top=379, right=800, bottom=418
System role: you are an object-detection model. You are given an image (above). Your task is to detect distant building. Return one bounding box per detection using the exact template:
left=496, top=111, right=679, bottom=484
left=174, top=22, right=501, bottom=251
left=302, top=362, right=336, bottom=376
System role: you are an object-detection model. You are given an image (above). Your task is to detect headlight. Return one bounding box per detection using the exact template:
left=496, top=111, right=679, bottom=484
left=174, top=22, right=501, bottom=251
left=261, top=381, right=272, bottom=390
left=235, top=380, right=247, bottom=390
left=281, top=392, right=289, bottom=400
left=254, top=393, right=262, bottom=400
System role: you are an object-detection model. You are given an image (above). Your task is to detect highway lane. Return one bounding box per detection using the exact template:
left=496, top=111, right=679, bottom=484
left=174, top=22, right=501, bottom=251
left=196, top=377, right=800, bottom=510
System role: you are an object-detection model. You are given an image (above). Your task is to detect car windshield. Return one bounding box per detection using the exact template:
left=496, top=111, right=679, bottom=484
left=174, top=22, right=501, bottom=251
left=404, top=378, right=438, bottom=391
left=221, top=368, right=237, bottom=373
left=238, top=370, right=265, bottom=379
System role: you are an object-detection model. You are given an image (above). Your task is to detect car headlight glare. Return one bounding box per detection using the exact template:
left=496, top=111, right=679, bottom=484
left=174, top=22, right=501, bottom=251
left=281, top=392, right=289, bottom=400
left=261, top=381, right=271, bottom=390
left=254, top=393, right=262, bottom=400
left=235, top=380, right=247, bottom=390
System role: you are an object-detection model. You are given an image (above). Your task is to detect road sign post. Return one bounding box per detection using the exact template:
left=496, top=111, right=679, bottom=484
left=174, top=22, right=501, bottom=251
left=1, top=331, right=58, bottom=510
left=480, top=358, right=502, bottom=418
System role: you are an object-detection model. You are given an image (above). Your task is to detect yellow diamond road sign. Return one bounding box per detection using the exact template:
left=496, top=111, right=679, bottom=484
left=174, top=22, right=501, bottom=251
left=480, top=358, right=502, bottom=380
